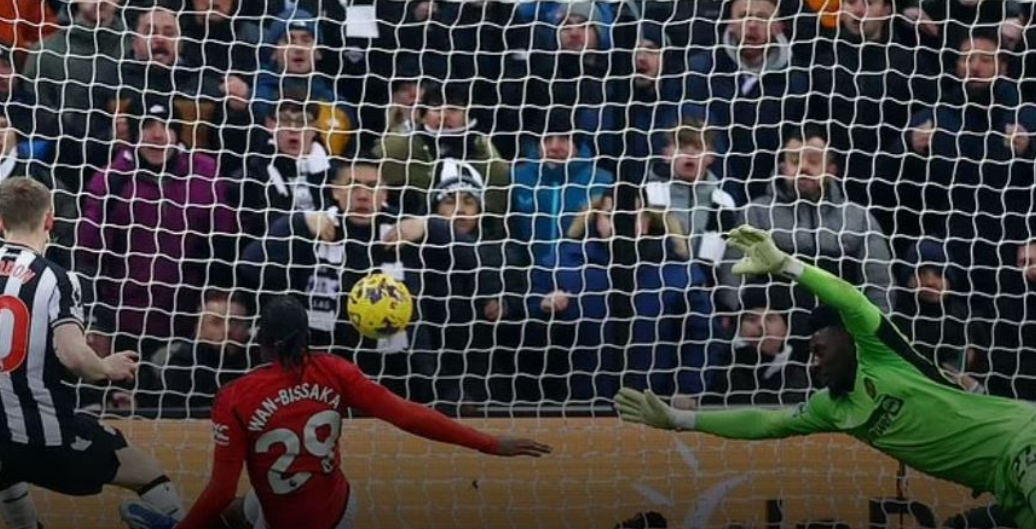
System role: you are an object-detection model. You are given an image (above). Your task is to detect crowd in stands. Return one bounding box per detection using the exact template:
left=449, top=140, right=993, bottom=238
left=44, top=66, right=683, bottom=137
left=2, top=0, right=1036, bottom=412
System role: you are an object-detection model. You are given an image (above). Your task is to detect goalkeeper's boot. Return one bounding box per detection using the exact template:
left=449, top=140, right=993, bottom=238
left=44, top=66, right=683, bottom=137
left=119, top=500, right=178, bottom=529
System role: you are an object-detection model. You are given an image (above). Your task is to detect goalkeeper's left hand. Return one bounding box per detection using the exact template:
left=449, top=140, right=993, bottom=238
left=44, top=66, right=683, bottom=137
left=728, top=225, right=802, bottom=277
left=615, top=388, right=696, bottom=431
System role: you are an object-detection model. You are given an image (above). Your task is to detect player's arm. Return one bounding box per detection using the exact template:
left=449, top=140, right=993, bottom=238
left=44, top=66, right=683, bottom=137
left=615, top=388, right=832, bottom=439
left=50, top=272, right=137, bottom=382
left=53, top=324, right=137, bottom=382
left=176, top=393, right=248, bottom=529
left=727, top=225, right=883, bottom=336
left=339, top=361, right=550, bottom=457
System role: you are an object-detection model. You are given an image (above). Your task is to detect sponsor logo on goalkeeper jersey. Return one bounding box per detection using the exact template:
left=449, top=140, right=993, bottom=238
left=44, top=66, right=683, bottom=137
left=247, top=383, right=342, bottom=432
left=863, top=394, right=904, bottom=440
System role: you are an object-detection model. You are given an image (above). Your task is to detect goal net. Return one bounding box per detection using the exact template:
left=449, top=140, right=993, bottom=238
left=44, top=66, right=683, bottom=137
left=4, top=0, right=1033, bottom=527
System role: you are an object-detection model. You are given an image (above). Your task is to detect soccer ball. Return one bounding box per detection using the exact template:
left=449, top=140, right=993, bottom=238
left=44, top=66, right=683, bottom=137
left=347, top=273, right=414, bottom=339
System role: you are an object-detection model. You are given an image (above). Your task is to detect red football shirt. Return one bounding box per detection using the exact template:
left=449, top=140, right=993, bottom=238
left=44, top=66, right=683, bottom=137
left=187, top=353, right=497, bottom=529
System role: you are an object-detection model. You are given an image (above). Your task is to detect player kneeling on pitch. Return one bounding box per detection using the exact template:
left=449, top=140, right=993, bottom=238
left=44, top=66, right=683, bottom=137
left=0, top=177, right=184, bottom=529
left=124, top=295, right=552, bottom=529
left=617, top=225, right=1036, bottom=529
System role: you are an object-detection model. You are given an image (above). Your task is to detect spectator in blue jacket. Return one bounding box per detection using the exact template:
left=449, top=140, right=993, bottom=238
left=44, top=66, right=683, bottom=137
left=253, top=8, right=357, bottom=156
left=510, top=109, right=615, bottom=267
left=529, top=192, right=714, bottom=401
left=904, top=29, right=1036, bottom=289
left=683, top=0, right=809, bottom=201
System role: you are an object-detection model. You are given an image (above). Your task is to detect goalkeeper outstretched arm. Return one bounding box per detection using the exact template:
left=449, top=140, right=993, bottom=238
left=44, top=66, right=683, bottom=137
left=615, top=225, right=862, bottom=440
left=726, top=225, right=884, bottom=336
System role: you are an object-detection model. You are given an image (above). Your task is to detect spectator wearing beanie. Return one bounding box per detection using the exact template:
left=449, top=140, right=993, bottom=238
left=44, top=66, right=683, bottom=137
left=502, top=2, right=619, bottom=164
left=253, top=7, right=357, bottom=157
left=386, top=159, right=525, bottom=403
left=77, top=95, right=238, bottom=356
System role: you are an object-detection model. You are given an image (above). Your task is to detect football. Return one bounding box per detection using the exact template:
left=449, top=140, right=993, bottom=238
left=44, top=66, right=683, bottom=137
left=347, top=273, right=414, bottom=339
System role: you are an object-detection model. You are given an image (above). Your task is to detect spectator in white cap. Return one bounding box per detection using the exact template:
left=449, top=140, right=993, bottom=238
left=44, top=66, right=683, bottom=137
left=384, top=159, right=526, bottom=403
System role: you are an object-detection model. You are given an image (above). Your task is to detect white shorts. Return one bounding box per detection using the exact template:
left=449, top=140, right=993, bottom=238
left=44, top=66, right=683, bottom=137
left=243, top=489, right=357, bottom=529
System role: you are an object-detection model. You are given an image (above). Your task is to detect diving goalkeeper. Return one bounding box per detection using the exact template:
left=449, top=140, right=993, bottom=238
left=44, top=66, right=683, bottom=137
left=616, top=225, right=1036, bottom=529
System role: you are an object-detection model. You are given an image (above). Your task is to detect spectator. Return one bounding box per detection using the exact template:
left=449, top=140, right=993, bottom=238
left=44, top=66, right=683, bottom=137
left=238, top=161, right=396, bottom=354
left=893, top=239, right=985, bottom=392
left=612, top=21, right=684, bottom=178
left=138, top=291, right=256, bottom=416
left=390, top=1, right=508, bottom=85
left=901, top=0, right=1021, bottom=68
left=0, top=48, right=42, bottom=178
left=977, top=239, right=1036, bottom=400
left=384, top=159, right=524, bottom=403
left=253, top=7, right=356, bottom=157
left=236, top=95, right=333, bottom=238
left=76, top=96, right=238, bottom=355
left=0, top=0, right=59, bottom=60
left=376, top=81, right=509, bottom=231
left=904, top=29, right=1036, bottom=282
left=77, top=4, right=253, bottom=173
left=704, top=309, right=810, bottom=406
left=21, top=0, right=128, bottom=185
left=683, top=0, right=809, bottom=201
left=179, top=0, right=261, bottom=170
left=809, top=0, right=937, bottom=228
left=646, top=122, right=737, bottom=302
left=180, top=0, right=261, bottom=76
left=511, top=109, right=615, bottom=266
left=503, top=2, right=618, bottom=162
left=726, top=126, right=894, bottom=313
left=0, top=49, right=74, bottom=257
left=383, top=60, right=425, bottom=135
left=529, top=192, right=713, bottom=401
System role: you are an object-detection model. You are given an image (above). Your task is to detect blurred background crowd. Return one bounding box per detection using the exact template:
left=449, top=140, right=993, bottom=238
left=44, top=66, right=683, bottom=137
left=2, top=0, right=1035, bottom=414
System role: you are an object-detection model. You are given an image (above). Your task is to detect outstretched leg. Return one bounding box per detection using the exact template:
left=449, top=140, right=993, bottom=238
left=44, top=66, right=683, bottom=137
left=112, top=445, right=184, bottom=520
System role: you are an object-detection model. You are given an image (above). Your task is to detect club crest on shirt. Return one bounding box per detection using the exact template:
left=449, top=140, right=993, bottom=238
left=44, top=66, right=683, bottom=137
left=863, top=394, right=904, bottom=441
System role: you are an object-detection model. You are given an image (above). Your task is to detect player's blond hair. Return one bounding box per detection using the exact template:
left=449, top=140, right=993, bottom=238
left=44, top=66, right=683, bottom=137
left=0, top=177, right=51, bottom=233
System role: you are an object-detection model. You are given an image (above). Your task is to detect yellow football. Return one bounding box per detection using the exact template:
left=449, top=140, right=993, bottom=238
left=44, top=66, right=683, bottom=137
left=347, top=273, right=414, bottom=339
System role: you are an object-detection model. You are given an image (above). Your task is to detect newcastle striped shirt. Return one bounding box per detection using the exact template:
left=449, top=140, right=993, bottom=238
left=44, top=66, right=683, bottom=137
left=0, top=243, right=84, bottom=446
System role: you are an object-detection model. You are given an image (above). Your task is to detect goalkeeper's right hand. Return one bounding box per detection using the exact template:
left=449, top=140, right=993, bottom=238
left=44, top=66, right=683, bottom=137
left=614, top=388, right=696, bottom=431
left=728, top=225, right=802, bottom=277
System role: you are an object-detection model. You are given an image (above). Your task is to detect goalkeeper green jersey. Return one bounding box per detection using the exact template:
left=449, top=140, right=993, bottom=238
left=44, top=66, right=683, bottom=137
left=697, top=264, right=1036, bottom=498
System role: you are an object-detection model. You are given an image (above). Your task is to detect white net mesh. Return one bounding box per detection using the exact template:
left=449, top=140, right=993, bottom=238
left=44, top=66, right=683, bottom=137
left=2, top=0, right=1035, bottom=527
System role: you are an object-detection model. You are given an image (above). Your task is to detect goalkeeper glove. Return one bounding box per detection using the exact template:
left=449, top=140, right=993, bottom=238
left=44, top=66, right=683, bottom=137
left=728, top=225, right=804, bottom=277
left=614, top=388, right=697, bottom=431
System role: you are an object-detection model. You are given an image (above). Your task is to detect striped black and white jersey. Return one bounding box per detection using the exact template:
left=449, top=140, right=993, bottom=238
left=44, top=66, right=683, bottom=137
left=0, top=243, right=84, bottom=446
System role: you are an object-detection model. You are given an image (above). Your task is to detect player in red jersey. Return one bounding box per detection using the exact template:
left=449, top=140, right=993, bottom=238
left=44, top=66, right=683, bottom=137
left=125, top=295, right=551, bottom=529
